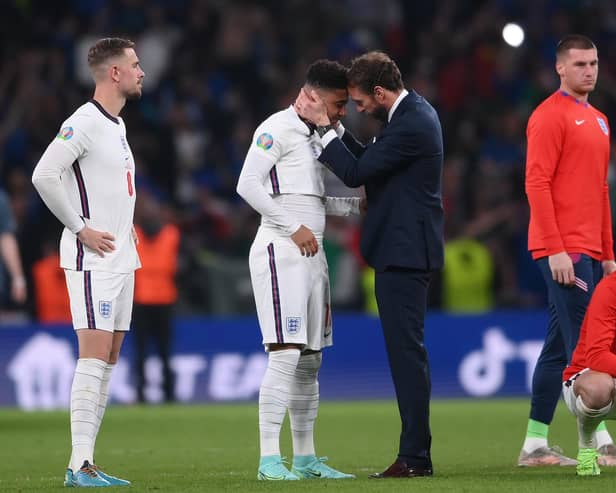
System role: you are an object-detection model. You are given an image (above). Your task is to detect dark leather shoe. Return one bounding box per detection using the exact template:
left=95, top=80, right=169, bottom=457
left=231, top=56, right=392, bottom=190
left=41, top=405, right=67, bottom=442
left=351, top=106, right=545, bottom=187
left=369, top=459, right=433, bottom=478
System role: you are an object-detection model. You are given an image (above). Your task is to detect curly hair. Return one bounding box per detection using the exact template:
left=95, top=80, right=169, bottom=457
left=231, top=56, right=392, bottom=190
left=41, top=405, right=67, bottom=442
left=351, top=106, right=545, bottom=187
left=305, top=59, right=348, bottom=90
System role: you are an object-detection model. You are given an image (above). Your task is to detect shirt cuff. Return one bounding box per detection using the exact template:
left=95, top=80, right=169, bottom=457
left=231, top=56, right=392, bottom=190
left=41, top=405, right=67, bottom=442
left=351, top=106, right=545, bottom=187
left=320, top=129, right=338, bottom=147
left=286, top=222, right=302, bottom=236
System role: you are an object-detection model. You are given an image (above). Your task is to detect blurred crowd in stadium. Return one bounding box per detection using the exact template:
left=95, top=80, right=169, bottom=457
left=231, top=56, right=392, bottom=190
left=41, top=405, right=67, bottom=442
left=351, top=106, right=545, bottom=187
left=1, top=0, right=616, bottom=321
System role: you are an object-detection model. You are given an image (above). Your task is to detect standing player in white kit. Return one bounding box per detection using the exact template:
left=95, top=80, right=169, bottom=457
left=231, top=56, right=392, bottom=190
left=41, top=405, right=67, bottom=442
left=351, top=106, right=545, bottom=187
left=237, top=60, right=361, bottom=481
left=32, top=37, right=144, bottom=488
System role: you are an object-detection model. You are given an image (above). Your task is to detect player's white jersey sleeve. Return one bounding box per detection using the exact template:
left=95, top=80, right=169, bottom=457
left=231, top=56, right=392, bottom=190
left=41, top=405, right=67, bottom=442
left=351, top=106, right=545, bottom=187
left=237, top=150, right=302, bottom=236
left=238, top=107, right=333, bottom=235
left=246, top=116, right=286, bottom=166
left=53, top=113, right=94, bottom=159
left=33, top=101, right=140, bottom=273
left=32, top=117, right=93, bottom=234
left=245, top=107, right=326, bottom=196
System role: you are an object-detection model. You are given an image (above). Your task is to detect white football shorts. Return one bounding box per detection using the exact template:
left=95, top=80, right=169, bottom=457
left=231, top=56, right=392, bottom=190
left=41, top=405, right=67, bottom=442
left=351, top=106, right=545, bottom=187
left=249, top=227, right=332, bottom=351
left=562, top=370, right=587, bottom=416
left=562, top=368, right=616, bottom=419
left=65, top=270, right=135, bottom=332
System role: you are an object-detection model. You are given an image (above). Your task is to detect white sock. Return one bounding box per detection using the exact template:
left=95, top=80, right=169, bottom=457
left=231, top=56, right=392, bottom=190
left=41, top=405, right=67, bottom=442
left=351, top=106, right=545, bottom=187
left=92, top=363, right=114, bottom=456
left=259, top=349, right=301, bottom=457
left=68, top=358, right=107, bottom=472
left=288, top=352, right=321, bottom=457
left=522, top=437, right=547, bottom=453
left=575, top=395, right=611, bottom=449
left=595, top=428, right=614, bottom=449
left=578, top=418, right=600, bottom=449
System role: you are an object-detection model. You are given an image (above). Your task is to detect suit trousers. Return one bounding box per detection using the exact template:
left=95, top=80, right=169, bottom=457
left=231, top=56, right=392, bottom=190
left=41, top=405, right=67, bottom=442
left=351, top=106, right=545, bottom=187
left=375, top=267, right=432, bottom=467
left=133, top=303, right=175, bottom=403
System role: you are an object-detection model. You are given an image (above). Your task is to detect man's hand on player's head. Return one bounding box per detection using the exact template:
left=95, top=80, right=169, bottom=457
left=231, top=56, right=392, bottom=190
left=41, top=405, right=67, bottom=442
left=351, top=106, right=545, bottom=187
left=77, top=225, right=116, bottom=257
left=291, top=225, right=319, bottom=257
left=295, top=88, right=330, bottom=126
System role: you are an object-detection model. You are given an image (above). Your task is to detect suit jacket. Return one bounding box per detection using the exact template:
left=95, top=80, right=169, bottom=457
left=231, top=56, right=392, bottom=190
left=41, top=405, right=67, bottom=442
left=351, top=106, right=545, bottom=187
left=321, top=90, right=444, bottom=272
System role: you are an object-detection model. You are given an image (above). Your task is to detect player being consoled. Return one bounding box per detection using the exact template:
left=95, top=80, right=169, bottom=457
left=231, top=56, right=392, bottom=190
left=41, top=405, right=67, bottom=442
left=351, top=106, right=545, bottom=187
left=237, top=60, right=361, bottom=481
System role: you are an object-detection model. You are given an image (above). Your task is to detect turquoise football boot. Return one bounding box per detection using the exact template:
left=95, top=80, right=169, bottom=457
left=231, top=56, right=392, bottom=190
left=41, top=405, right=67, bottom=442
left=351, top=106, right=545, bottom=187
left=292, top=455, right=355, bottom=479
left=257, top=455, right=300, bottom=480
left=92, top=465, right=131, bottom=486
left=64, top=461, right=110, bottom=487
left=63, top=469, right=75, bottom=487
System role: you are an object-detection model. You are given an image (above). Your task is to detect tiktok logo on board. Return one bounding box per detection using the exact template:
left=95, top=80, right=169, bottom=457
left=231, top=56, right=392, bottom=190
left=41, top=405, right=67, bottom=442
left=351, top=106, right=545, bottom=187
left=458, top=328, right=543, bottom=397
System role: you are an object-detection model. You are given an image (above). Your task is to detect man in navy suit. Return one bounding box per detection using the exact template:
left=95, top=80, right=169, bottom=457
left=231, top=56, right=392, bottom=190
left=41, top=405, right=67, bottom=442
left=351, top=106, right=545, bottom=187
left=296, top=51, right=444, bottom=478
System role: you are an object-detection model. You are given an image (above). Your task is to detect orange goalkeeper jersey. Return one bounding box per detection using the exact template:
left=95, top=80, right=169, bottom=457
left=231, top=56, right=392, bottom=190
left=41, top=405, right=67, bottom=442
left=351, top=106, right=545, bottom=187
left=525, top=90, right=613, bottom=261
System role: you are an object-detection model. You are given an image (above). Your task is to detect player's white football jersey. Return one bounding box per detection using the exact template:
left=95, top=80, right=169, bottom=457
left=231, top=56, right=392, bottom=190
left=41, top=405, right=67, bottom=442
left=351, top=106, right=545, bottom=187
left=237, top=106, right=360, bottom=237
left=54, top=100, right=140, bottom=273
left=248, top=106, right=326, bottom=197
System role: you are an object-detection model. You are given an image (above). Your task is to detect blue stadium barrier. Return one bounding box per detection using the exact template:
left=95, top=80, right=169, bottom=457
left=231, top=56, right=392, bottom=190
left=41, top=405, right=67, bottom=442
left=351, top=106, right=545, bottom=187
left=0, top=311, right=549, bottom=409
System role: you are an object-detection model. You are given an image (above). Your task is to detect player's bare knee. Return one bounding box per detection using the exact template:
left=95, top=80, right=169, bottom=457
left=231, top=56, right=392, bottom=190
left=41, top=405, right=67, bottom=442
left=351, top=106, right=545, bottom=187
left=576, top=375, right=614, bottom=410
left=77, top=328, right=114, bottom=360
left=78, top=344, right=113, bottom=361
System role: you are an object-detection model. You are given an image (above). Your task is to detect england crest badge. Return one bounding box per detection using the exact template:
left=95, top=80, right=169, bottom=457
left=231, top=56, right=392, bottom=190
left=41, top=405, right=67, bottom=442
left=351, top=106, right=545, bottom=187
left=597, top=117, right=609, bottom=136
left=286, top=317, right=301, bottom=335
left=99, top=300, right=112, bottom=319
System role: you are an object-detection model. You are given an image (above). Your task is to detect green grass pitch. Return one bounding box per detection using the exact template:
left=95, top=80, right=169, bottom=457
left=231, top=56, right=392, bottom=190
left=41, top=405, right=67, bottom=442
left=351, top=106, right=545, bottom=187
left=0, top=399, right=610, bottom=492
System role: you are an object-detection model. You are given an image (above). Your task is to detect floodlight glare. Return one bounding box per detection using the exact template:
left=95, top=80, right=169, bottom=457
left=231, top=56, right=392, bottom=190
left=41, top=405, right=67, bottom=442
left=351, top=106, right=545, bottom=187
left=502, top=23, right=525, bottom=47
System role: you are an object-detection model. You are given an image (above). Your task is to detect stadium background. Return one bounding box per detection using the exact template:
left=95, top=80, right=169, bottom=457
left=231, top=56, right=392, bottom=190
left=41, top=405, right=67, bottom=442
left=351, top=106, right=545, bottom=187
left=2, top=2, right=616, bottom=491
left=0, top=0, right=615, bottom=408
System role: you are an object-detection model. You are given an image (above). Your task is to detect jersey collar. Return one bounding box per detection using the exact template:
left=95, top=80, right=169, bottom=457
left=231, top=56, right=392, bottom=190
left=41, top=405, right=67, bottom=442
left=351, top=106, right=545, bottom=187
left=89, top=99, right=120, bottom=124
left=559, top=90, right=589, bottom=108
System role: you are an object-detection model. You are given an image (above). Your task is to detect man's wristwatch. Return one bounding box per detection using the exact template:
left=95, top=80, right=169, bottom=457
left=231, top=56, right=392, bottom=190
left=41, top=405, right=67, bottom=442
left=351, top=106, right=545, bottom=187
left=316, top=124, right=335, bottom=137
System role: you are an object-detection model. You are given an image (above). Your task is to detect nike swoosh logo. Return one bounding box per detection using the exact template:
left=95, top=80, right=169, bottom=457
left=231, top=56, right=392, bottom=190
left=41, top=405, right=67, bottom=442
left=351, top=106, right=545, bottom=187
left=575, top=120, right=585, bottom=125
left=324, top=331, right=331, bottom=338
left=305, top=470, right=322, bottom=477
